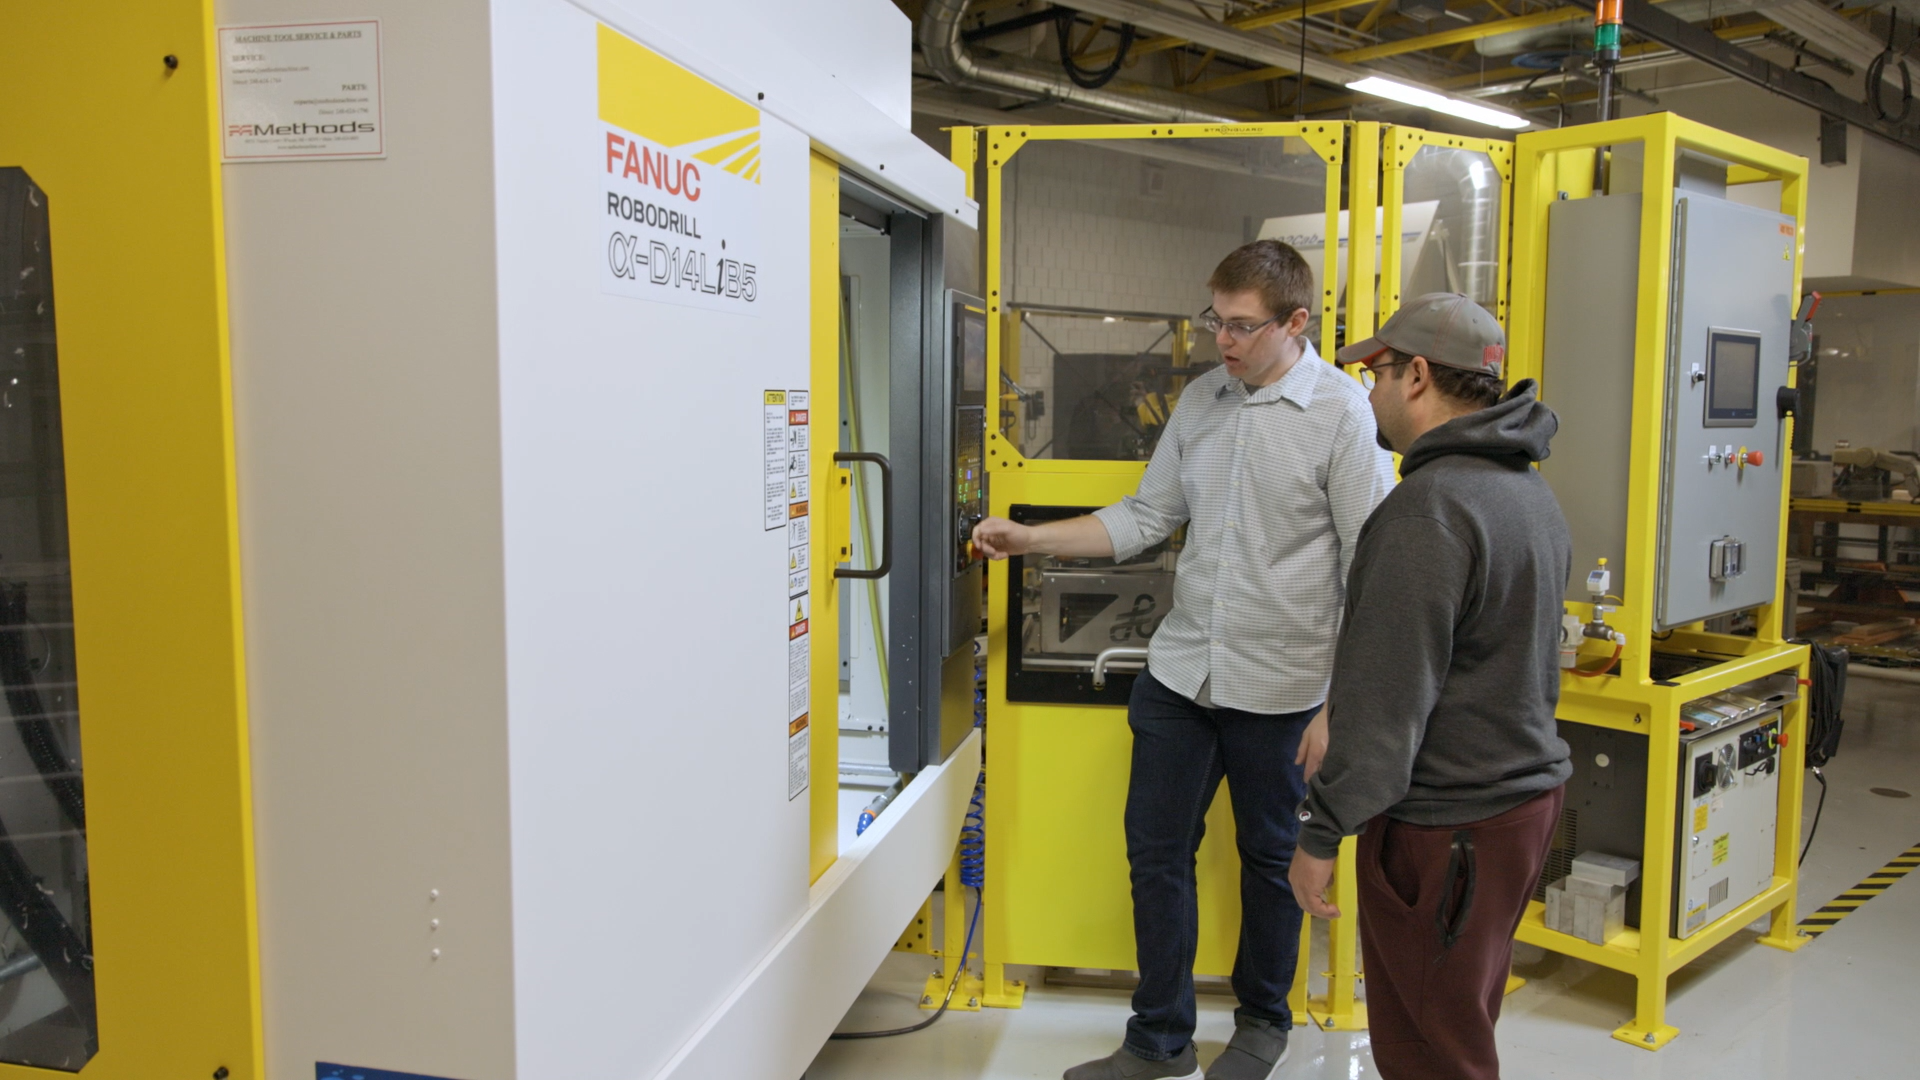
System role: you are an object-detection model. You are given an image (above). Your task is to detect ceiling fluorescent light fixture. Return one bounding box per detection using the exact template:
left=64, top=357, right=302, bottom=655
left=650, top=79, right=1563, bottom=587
left=1347, top=76, right=1530, bottom=130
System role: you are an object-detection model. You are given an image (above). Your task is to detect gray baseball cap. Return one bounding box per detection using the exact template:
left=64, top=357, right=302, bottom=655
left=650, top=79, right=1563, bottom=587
left=1336, top=292, right=1505, bottom=378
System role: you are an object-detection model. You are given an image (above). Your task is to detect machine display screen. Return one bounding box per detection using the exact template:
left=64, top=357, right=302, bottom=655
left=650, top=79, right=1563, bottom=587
left=1705, top=330, right=1760, bottom=425
left=958, top=304, right=987, bottom=393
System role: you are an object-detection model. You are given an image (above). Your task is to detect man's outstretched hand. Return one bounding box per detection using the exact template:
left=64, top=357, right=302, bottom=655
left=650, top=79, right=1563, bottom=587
left=971, top=516, right=1032, bottom=560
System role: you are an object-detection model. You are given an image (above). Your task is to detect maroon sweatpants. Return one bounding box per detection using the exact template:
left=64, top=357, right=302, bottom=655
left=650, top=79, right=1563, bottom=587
left=1357, top=786, right=1565, bottom=1080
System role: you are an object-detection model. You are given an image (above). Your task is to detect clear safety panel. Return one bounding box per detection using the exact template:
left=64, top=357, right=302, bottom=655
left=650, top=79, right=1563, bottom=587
left=1004, top=504, right=1182, bottom=704
left=1397, top=144, right=1503, bottom=310
left=0, top=168, right=97, bottom=1069
left=998, top=136, right=1333, bottom=461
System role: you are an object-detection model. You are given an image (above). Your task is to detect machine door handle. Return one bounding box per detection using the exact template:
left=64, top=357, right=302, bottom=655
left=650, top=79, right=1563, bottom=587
left=1092, top=646, right=1150, bottom=689
left=833, top=451, right=891, bottom=580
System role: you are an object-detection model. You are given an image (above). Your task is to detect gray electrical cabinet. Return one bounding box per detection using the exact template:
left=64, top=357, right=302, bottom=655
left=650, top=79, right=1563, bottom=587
left=1538, top=187, right=1796, bottom=628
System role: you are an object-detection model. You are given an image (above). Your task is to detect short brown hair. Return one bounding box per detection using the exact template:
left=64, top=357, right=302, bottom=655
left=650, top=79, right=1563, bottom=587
left=1385, top=348, right=1505, bottom=410
left=1208, top=240, right=1314, bottom=324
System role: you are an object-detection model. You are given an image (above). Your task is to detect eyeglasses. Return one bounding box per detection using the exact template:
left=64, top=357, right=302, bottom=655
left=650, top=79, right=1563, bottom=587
left=1357, top=358, right=1411, bottom=390
left=1195, top=306, right=1282, bottom=340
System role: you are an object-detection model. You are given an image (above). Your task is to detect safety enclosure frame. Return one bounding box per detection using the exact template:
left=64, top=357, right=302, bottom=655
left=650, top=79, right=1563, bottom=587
left=1505, top=112, right=1813, bottom=1051
left=961, top=120, right=1369, bottom=1029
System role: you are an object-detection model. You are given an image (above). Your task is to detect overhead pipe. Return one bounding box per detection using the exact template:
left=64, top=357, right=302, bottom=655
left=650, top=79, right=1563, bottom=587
left=917, top=0, right=1250, bottom=123
left=1060, top=1, right=1532, bottom=128
left=1336, top=7, right=1588, bottom=65
left=1060, top=0, right=1369, bottom=87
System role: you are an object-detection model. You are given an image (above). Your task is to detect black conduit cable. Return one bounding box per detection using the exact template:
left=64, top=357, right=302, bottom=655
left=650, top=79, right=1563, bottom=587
left=1054, top=8, right=1135, bottom=90
left=1801, top=767, right=1828, bottom=868
left=0, top=581, right=96, bottom=1027
left=1866, top=12, right=1913, bottom=124
left=1794, top=639, right=1848, bottom=866
left=835, top=721, right=989, bottom=1040
left=0, top=583, right=84, bottom=830
left=828, top=886, right=983, bottom=1039
left=1294, top=0, right=1309, bottom=121
left=0, top=819, right=95, bottom=1030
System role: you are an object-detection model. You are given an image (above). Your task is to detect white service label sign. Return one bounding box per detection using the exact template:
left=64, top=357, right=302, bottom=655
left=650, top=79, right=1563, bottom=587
left=596, top=24, right=762, bottom=316
left=218, top=21, right=385, bottom=161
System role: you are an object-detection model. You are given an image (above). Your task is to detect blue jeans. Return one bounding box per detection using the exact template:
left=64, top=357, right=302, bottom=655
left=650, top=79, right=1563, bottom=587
left=1123, top=669, right=1316, bottom=1061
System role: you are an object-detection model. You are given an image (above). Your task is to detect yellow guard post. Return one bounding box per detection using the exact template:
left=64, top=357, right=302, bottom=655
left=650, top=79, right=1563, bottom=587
left=0, top=3, right=264, bottom=1076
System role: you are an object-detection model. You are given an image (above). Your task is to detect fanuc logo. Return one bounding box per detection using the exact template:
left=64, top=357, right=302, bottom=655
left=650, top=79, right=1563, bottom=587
left=228, top=121, right=376, bottom=136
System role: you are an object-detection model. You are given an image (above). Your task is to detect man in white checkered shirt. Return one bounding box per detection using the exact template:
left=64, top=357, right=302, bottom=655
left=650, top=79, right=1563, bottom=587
left=973, top=241, right=1395, bottom=1080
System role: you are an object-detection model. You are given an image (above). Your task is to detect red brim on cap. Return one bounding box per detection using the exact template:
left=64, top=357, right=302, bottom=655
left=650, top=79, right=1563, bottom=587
left=1335, top=337, right=1390, bottom=367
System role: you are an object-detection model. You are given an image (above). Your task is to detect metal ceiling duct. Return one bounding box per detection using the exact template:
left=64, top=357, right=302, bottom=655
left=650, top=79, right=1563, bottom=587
left=917, top=0, right=1250, bottom=123
left=1060, top=0, right=1370, bottom=87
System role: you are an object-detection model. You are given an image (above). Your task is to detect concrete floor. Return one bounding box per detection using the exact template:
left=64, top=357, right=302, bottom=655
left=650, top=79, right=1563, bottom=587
left=808, top=674, right=1919, bottom=1080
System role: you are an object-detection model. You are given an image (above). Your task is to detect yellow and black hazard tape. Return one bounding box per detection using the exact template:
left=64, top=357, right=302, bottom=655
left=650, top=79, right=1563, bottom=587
left=1799, top=842, right=1920, bottom=937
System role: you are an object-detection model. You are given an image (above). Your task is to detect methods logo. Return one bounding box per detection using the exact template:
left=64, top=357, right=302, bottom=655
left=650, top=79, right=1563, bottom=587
left=228, top=121, right=376, bottom=136
left=597, top=24, right=761, bottom=185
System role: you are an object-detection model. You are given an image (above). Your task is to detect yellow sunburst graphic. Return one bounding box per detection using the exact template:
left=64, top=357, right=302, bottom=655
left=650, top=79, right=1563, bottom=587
left=683, top=127, right=762, bottom=180
left=598, top=23, right=762, bottom=184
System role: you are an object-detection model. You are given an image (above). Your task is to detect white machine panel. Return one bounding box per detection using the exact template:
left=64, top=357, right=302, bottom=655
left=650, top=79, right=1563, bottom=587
left=1674, top=712, right=1782, bottom=938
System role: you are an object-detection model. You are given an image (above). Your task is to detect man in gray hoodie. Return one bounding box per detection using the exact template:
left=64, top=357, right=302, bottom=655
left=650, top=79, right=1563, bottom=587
left=1289, top=293, right=1573, bottom=1080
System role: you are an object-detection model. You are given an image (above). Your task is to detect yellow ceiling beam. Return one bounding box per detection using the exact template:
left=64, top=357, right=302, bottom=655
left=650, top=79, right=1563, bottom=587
left=1333, top=8, right=1586, bottom=64
left=1188, top=63, right=1297, bottom=94
left=1356, top=0, right=1397, bottom=33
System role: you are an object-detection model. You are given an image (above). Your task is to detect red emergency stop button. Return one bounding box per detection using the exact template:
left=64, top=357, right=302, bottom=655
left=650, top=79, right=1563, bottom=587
left=1745, top=450, right=1764, bottom=467
left=1775, top=731, right=1788, bottom=747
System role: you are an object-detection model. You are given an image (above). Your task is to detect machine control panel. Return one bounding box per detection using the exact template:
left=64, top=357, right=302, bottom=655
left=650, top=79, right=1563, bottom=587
left=954, top=410, right=984, bottom=572
left=1653, top=193, right=1795, bottom=627
left=952, top=298, right=988, bottom=575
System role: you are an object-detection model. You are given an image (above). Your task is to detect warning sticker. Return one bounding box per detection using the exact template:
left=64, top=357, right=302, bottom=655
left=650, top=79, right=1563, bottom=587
left=1693, top=803, right=1709, bottom=835
left=784, top=390, right=811, bottom=800
left=763, top=391, right=788, bottom=530
left=1712, top=834, right=1730, bottom=866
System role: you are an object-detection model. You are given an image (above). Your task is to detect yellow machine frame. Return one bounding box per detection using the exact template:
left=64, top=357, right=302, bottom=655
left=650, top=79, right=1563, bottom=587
left=1505, top=113, right=1813, bottom=1050
left=961, top=121, right=1371, bottom=1028
left=0, top=4, right=264, bottom=1076
left=1378, top=127, right=1515, bottom=326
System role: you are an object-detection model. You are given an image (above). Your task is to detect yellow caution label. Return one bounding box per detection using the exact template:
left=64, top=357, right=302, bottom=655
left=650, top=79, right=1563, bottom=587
left=765, top=390, right=786, bottom=404
left=1694, top=804, right=1709, bottom=834
left=1713, top=834, right=1730, bottom=866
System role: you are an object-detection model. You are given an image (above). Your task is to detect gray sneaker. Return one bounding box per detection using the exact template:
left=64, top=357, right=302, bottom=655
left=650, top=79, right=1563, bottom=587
left=1064, top=1044, right=1202, bottom=1080
left=1203, top=1016, right=1291, bottom=1080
